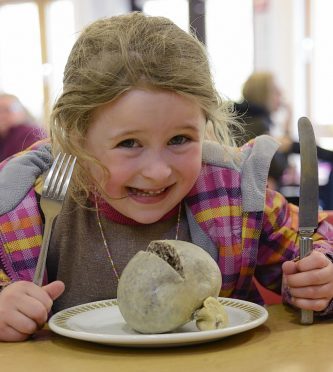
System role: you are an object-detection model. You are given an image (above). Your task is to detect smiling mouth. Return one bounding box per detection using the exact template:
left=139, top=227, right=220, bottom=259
left=128, top=187, right=167, bottom=197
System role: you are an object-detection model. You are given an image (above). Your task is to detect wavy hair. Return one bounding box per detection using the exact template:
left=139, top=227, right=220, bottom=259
left=50, top=12, right=238, bottom=203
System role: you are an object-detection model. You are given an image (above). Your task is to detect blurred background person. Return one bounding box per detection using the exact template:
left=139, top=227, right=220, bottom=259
left=233, top=71, right=294, bottom=190
left=233, top=72, right=333, bottom=209
left=0, top=93, right=46, bottom=162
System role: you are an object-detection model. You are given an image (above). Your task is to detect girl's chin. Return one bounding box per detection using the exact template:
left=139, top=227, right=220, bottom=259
left=131, top=204, right=178, bottom=223
left=127, top=212, right=166, bottom=224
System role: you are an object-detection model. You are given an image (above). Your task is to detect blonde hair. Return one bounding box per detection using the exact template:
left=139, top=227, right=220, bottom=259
left=50, top=12, right=237, bottom=202
left=242, top=72, right=275, bottom=110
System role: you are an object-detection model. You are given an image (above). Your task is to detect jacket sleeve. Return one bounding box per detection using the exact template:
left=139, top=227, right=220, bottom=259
left=255, top=188, right=333, bottom=315
left=0, top=272, right=11, bottom=289
left=0, top=253, right=12, bottom=290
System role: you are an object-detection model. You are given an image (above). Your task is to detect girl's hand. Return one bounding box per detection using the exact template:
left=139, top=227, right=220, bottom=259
left=282, top=250, right=333, bottom=311
left=0, top=280, right=65, bottom=342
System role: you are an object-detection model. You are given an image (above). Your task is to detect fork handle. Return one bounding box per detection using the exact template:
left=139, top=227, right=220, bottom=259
left=33, top=216, right=55, bottom=286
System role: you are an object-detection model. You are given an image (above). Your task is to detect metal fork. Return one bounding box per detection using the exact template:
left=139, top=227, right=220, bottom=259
left=33, top=153, right=77, bottom=286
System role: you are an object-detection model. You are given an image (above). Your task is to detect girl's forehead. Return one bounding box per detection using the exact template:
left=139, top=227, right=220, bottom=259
left=94, top=88, right=202, bottom=116
left=87, top=88, right=206, bottom=137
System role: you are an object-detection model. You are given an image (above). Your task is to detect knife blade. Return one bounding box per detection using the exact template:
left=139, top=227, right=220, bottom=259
left=297, top=116, right=319, bottom=325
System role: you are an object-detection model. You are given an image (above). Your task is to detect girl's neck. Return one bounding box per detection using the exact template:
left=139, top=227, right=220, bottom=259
left=95, top=197, right=180, bottom=226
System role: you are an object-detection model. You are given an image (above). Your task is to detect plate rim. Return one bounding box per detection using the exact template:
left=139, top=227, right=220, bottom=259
left=48, top=297, right=268, bottom=347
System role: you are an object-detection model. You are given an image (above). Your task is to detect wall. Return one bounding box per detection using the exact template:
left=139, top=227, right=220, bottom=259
left=72, top=0, right=130, bottom=32
left=253, top=0, right=305, bottom=137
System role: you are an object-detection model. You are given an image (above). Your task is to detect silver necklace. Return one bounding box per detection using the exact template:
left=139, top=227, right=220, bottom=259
left=95, top=200, right=182, bottom=282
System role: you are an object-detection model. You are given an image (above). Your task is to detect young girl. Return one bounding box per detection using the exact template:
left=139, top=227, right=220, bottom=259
left=1, top=12, right=333, bottom=342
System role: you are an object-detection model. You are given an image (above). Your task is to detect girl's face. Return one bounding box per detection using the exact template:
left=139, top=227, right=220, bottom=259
left=85, top=88, right=206, bottom=224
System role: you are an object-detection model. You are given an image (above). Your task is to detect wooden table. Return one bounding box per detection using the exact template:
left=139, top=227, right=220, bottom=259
left=2, top=304, right=332, bottom=372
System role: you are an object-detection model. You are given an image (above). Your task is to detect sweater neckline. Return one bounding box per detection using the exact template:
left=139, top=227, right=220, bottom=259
left=95, top=197, right=180, bottom=226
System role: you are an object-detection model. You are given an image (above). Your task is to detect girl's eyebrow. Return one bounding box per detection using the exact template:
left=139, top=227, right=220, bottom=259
left=178, top=124, right=202, bottom=131
left=109, top=129, right=145, bottom=138
left=110, top=123, right=201, bottom=138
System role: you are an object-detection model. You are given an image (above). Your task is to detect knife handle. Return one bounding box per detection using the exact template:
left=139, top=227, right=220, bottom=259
left=299, top=235, right=314, bottom=325
left=300, top=235, right=313, bottom=259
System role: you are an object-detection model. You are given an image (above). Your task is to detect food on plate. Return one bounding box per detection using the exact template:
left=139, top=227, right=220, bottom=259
left=117, top=239, right=228, bottom=333
left=194, top=296, right=228, bottom=331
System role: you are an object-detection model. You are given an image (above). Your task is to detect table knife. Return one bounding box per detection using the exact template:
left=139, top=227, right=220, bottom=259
left=297, top=116, right=319, bottom=325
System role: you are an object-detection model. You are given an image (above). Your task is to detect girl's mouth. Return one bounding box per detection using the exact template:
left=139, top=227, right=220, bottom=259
left=127, top=187, right=167, bottom=197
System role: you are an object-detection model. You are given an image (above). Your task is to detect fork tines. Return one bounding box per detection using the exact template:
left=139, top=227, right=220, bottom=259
left=43, top=153, right=76, bottom=201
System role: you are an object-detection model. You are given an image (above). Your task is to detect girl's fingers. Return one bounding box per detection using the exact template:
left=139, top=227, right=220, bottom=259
left=282, top=260, right=298, bottom=275
left=3, top=281, right=53, bottom=311
left=16, top=296, right=49, bottom=327
left=0, top=325, right=31, bottom=342
left=0, top=281, right=63, bottom=341
left=289, top=283, right=332, bottom=300
left=25, top=285, right=54, bottom=310
left=291, top=297, right=329, bottom=312
left=284, top=265, right=332, bottom=288
left=4, top=310, right=39, bottom=336
left=295, top=251, right=331, bottom=272
left=42, top=280, right=65, bottom=301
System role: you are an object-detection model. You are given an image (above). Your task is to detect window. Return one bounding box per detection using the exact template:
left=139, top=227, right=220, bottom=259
left=0, top=0, right=75, bottom=126
left=47, top=0, right=76, bottom=107
left=142, top=0, right=189, bottom=31
left=206, top=0, right=254, bottom=101
left=311, top=0, right=333, bottom=125
left=142, top=0, right=254, bottom=101
left=0, top=2, right=44, bottom=120
left=0, top=0, right=254, bottom=124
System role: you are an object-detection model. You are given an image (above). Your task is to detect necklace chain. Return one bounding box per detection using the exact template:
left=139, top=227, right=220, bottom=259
left=95, top=200, right=182, bottom=282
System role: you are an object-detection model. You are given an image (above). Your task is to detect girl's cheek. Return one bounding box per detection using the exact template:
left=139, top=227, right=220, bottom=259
left=85, top=160, right=108, bottom=188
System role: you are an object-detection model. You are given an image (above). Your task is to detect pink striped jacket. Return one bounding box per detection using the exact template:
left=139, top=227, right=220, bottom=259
left=1, top=138, right=333, bottom=309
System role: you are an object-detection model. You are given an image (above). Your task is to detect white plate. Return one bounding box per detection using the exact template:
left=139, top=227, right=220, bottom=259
left=48, top=298, right=268, bottom=348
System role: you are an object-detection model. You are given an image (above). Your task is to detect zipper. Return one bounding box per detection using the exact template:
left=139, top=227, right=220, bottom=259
left=0, top=233, right=16, bottom=282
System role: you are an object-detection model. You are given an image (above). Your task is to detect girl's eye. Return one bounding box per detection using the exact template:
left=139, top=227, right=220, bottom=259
left=116, top=139, right=139, bottom=148
left=168, top=135, right=189, bottom=146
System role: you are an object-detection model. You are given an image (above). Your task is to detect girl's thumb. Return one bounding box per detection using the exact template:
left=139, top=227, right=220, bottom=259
left=42, top=280, right=65, bottom=300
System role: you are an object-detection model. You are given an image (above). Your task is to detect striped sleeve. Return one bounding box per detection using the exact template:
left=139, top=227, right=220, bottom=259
left=255, top=188, right=333, bottom=296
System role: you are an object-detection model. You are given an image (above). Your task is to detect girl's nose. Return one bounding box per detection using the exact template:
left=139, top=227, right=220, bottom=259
left=141, top=153, right=172, bottom=181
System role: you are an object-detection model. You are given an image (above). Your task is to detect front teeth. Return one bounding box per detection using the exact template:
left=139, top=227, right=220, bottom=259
left=131, top=188, right=166, bottom=196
